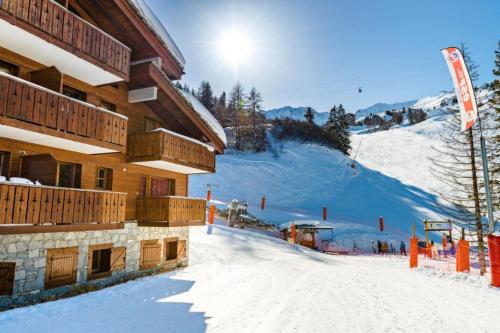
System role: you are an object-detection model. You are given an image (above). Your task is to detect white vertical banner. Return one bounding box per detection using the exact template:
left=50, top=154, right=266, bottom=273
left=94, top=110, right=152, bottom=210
left=441, top=47, right=478, bottom=131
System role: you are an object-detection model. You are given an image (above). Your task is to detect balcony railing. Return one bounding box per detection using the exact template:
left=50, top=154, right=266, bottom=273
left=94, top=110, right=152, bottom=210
left=0, top=72, right=127, bottom=153
left=136, top=196, right=206, bottom=226
left=127, top=129, right=216, bottom=173
left=0, top=0, right=131, bottom=81
left=0, top=183, right=127, bottom=225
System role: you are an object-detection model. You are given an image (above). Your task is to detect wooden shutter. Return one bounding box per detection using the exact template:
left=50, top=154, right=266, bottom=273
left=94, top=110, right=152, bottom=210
left=0, top=262, right=15, bottom=296
left=110, top=247, right=126, bottom=271
left=177, top=240, right=186, bottom=259
left=140, top=240, right=161, bottom=270
left=45, top=247, right=79, bottom=289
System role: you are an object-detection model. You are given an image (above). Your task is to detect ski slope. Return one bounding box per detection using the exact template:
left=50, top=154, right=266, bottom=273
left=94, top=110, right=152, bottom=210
left=1, top=225, right=497, bottom=333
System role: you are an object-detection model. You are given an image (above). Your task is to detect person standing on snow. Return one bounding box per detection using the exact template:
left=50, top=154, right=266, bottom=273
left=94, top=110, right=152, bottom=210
left=400, top=241, right=407, bottom=256
left=371, top=241, right=377, bottom=254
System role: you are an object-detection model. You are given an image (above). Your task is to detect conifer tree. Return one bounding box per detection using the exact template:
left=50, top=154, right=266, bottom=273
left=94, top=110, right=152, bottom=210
left=247, top=87, right=266, bottom=152
left=304, top=107, right=314, bottom=125
left=228, top=82, right=245, bottom=150
left=197, top=81, right=215, bottom=113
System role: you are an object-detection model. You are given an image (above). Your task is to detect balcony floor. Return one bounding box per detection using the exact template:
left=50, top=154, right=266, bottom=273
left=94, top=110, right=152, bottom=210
left=0, top=122, right=118, bottom=154
left=0, top=18, right=123, bottom=86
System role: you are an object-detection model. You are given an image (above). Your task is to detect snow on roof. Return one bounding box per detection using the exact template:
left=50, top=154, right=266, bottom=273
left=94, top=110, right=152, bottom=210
left=127, top=0, right=186, bottom=68
left=179, top=89, right=228, bottom=146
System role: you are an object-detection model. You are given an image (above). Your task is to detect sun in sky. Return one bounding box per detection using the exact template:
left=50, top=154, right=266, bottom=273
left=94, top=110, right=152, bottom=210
left=216, top=28, right=255, bottom=68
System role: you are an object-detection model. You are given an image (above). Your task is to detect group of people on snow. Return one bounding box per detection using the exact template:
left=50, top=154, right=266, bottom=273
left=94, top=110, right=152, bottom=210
left=371, top=240, right=407, bottom=255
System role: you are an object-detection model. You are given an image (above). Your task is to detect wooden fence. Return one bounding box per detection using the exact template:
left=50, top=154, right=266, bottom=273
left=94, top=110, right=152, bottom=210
left=0, top=73, right=127, bottom=147
left=0, top=0, right=131, bottom=79
left=0, top=183, right=127, bottom=225
left=127, top=130, right=215, bottom=172
left=136, top=196, right=206, bottom=226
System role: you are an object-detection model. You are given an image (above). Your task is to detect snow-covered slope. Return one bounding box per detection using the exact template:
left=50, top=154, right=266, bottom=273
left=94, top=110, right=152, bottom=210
left=2, top=225, right=497, bottom=333
left=190, top=140, right=446, bottom=241
left=265, top=106, right=329, bottom=125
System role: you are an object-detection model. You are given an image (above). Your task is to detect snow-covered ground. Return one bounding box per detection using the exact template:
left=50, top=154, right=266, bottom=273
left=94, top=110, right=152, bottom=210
left=1, top=224, right=498, bottom=333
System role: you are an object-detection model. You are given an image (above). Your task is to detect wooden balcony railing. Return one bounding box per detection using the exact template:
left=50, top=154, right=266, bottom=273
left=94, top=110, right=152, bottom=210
left=136, top=196, right=206, bottom=226
left=127, top=129, right=216, bottom=173
left=0, top=0, right=131, bottom=80
left=0, top=183, right=127, bottom=226
left=0, top=72, right=127, bottom=151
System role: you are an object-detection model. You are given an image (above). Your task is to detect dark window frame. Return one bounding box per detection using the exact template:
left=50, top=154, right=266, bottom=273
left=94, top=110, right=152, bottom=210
left=57, top=162, right=82, bottom=188
left=95, top=167, right=113, bottom=191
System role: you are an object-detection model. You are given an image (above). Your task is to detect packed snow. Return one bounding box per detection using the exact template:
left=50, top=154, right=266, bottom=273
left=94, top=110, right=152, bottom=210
left=1, top=225, right=498, bottom=333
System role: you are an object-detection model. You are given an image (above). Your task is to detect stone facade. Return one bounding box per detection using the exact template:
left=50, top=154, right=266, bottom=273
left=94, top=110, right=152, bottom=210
left=0, top=222, right=189, bottom=308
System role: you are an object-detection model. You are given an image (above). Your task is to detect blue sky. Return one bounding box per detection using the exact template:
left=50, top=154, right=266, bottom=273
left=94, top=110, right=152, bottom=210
left=148, top=0, right=499, bottom=113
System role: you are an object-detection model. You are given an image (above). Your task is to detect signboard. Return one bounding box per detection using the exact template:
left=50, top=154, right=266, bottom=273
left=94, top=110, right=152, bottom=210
left=441, top=47, right=478, bottom=131
left=424, top=221, right=452, bottom=232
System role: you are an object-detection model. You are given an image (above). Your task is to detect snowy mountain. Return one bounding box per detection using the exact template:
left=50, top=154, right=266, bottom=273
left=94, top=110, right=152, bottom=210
left=265, top=106, right=329, bottom=125
left=355, top=100, right=417, bottom=120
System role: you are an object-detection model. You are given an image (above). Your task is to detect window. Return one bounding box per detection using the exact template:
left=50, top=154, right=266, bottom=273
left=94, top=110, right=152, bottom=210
left=100, top=100, right=116, bottom=112
left=139, top=176, right=176, bottom=198
left=0, top=151, right=11, bottom=178
left=62, top=85, right=87, bottom=101
left=144, top=117, right=161, bottom=132
left=87, top=244, right=126, bottom=280
left=0, top=60, right=19, bottom=76
left=164, top=238, right=178, bottom=261
left=58, top=162, right=82, bottom=188
left=96, top=167, right=113, bottom=190
left=0, top=262, right=15, bottom=296
left=45, top=247, right=79, bottom=289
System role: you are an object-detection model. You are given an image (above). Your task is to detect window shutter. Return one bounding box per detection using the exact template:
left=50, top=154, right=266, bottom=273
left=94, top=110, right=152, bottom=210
left=0, top=262, right=15, bottom=296
left=177, top=240, right=186, bottom=259
left=45, top=247, right=79, bottom=289
left=110, top=247, right=126, bottom=271
left=140, top=240, right=161, bottom=270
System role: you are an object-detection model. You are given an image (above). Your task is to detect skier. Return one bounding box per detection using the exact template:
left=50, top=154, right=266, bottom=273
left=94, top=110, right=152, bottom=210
left=371, top=241, right=377, bottom=254
left=400, top=241, right=407, bottom=256
left=377, top=240, right=382, bottom=254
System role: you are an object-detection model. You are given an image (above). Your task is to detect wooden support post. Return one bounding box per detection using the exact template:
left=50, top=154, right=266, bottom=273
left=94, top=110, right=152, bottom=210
left=410, top=236, right=418, bottom=268
left=208, top=204, right=215, bottom=225
left=291, top=224, right=296, bottom=242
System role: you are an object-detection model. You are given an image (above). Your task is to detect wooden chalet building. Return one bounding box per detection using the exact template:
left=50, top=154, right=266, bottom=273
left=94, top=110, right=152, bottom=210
left=0, top=0, right=226, bottom=307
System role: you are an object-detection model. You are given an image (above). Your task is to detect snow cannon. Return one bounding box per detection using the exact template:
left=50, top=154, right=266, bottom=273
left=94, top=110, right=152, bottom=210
left=237, top=201, right=248, bottom=215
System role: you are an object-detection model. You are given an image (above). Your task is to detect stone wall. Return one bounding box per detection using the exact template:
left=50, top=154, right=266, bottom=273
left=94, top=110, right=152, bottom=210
left=0, top=222, right=189, bottom=308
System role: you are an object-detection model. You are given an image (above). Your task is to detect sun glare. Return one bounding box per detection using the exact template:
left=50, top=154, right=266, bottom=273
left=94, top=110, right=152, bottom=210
left=217, top=30, right=254, bottom=66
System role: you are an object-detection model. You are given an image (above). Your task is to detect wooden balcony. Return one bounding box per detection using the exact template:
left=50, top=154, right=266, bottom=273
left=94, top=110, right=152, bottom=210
left=136, top=196, right=206, bottom=226
left=0, top=182, right=127, bottom=233
left=0, top=72, right=127, bottom=154
left=127, top=129, right=216, bottom=174
left=0, top=0, right=131, bottom=85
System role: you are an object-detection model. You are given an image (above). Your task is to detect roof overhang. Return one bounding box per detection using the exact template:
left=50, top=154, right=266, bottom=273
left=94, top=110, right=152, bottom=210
left=130, top=62, right=225, bottom=153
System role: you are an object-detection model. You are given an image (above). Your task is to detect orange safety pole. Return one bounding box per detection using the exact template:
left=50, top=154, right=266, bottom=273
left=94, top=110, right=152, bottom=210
left=456, top=239, right=470, bottom=272
left=323, top=206, right=327, bottom=221
left=290, top=224, right=296, bottom=242
left=442, top=234, right=448, bottom=258
left=410, top=236, right=418, bottom=268
left=379, top=216, right=384, bottom=232
left=426, top=242, right=432, bottom=259
left=488, top=234, right=500, bottom=287
left=206, top=188, right=211, bottom=202
left=261, top=196, right=266, bottom=210
left=208, top=204, right=215, bottom=225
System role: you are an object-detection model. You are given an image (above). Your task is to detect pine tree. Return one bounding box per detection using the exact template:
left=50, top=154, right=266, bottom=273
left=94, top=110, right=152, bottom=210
left=214, top=91, right=229, bottom=127
left=430, top=44, right=490, bottom=274
left=336, top=104, right=352, bottom=154
left=197, top=81, right=215, bottom=113
left=247, top=87, right=266, bottom=152
left=228, top=82, right=246, bottom=150
left=491, top=41, right=500, bottom=211
left=304, top=107, right=314, bottom=125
